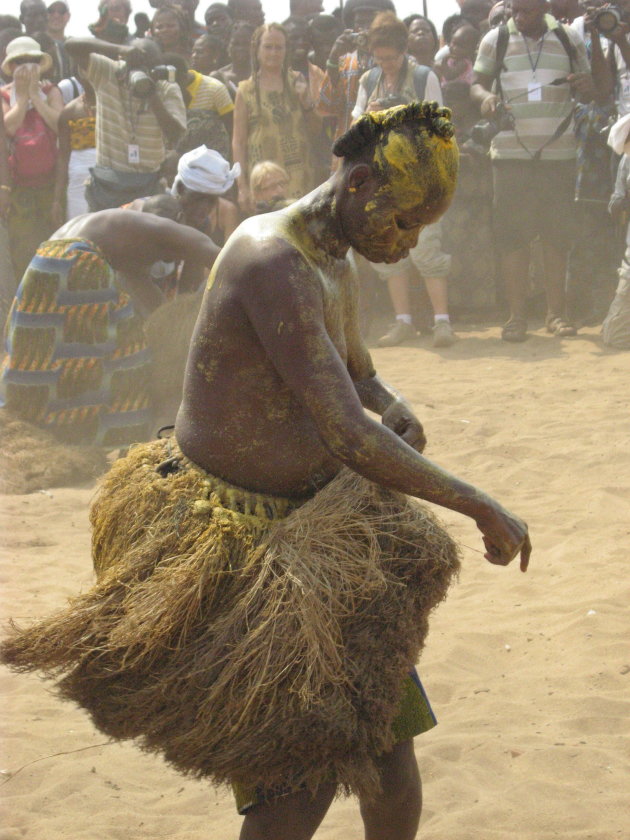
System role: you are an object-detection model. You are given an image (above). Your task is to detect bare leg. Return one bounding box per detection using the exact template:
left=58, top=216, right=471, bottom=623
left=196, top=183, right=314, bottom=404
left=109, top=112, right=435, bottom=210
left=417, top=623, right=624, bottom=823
left=422, top=275, right=449, bottom=317
left=359, top=740, right=422, bottom=840
left=239, top=782, right=337, bottom=840
left=541, top=239, right=569, bottom=320
left=386, top=272, right=412, bottom=317
left=501, top=246, right=530, bottom=321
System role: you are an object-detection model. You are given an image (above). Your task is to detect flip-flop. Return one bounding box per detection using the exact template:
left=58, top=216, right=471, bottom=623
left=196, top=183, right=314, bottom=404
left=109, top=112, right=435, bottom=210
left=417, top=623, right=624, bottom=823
left=501, top=317, right=528, bottom=342
left=546, top=316, right=577, bottom=337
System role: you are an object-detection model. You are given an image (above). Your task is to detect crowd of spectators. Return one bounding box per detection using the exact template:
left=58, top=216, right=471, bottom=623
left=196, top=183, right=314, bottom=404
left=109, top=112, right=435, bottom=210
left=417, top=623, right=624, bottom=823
left=1, top=0, right=630, bottom=351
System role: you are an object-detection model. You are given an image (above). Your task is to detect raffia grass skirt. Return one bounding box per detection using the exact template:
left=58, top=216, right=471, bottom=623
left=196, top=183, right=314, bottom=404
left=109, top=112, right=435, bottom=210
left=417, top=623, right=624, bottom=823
left=1, top=438, right=460, bottom=799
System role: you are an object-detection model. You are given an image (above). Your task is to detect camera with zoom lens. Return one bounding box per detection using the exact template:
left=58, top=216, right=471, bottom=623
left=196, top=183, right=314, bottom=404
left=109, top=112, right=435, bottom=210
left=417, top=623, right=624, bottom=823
left=128, top=64, right=177, bottom=98
left=587, top=3, right=622, bottom=34
left=469, top=102, right=515, bottom=150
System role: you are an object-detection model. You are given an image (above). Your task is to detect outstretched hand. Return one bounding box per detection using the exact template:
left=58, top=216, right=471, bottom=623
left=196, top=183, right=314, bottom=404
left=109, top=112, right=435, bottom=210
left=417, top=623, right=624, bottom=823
left=475, top=503, right=531, bottom=572
left=382, top=400, right=426, bottom=453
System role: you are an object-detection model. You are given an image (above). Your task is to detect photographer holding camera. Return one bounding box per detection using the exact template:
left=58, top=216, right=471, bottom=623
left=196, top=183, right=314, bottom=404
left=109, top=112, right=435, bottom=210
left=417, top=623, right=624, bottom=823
left=65, top=35, right=186, bottom=210
left=318, top=0, right=395, bottom=154
left=471, top=0, right=595, bottom=342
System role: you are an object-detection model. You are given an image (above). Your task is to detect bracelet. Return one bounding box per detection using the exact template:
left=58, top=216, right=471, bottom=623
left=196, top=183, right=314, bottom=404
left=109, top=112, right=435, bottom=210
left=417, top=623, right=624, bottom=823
left=326, top=59, right=339, bottom=70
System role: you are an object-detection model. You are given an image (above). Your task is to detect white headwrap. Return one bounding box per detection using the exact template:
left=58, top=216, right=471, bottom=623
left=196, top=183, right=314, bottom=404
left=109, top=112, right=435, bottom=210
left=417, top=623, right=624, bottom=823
left=608, top=113, right=630, bottom=157
left=172, top=146, right=241, bottom=196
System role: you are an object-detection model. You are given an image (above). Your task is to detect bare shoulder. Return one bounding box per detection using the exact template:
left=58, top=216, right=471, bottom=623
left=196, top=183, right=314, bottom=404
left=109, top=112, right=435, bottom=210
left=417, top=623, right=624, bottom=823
left=215, top=212, right=315, bottom=294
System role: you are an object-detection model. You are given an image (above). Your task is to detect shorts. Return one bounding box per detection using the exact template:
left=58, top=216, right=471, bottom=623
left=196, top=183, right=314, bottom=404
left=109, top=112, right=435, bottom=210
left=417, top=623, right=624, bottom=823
left=492, top=159, right=576, bottom=253
left=371, top=221, right=451, bottom=280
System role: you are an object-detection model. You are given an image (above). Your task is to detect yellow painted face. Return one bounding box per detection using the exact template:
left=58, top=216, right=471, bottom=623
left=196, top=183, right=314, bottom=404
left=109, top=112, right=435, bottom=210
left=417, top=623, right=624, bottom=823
left=351, top=109, right=459, bottom=264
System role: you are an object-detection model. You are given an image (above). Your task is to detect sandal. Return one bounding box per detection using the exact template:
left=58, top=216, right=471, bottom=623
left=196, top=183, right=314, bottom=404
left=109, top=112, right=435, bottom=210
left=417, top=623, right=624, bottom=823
left=501, top=317, right=528, bottom=343
left=546, top=315, right=577, bottom=337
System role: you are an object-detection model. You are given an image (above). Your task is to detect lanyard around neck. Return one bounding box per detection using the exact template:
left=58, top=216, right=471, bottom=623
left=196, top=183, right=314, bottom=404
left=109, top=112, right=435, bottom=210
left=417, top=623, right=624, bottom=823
left=522, top=30, right=547, bottom=78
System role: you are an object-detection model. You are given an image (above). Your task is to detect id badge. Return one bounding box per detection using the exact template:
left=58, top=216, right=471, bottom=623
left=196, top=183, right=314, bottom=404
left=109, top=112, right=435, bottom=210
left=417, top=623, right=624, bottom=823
left=128, top=144, right=140, bottom=164
left=527, top=81, right=541, bottom=102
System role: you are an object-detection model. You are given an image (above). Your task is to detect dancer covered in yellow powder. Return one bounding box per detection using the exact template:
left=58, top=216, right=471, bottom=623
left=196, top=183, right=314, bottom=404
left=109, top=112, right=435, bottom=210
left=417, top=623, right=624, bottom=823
left=1, top=103, right=531, bottom=840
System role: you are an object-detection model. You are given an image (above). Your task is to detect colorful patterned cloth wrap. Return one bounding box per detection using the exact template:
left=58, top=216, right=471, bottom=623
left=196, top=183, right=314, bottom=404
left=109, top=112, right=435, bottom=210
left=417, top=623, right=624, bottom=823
left=0, top=238, right=153, bottom=447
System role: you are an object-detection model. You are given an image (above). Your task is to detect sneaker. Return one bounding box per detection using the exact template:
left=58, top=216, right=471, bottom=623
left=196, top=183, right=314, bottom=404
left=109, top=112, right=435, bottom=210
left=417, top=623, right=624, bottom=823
left=432, top=320, right=457, bottom=347
left=377, top=320, right=417, bottom=347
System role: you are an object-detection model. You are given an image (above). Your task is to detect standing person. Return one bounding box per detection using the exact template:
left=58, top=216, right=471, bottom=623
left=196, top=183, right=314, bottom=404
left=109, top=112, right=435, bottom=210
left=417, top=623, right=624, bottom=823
left=212, top=20, right=255, bottom=100
left=318, top=0, right=395, bottom=152
left=404, top=14, right=440, bottom=68
left=204, top=2, right=232, bottom=69
left=1, top=103, right=530, bottom=840
left=65, top=36, right=187, bottom=209
left=308, top=13, right=342, bottom=70
left=0, top=106, right=13, bottom=323
left=151, top=3, right=192, bottom=59
left=19, top=0, right=48, bottom=37
left=284, top=15, right=328, bottom=183
left=46, top=1, right=73, bottom=83
left=0, top=36, right=63, bottom=281
left=0, top=208, right=219, bottom=448
left=51, top=76, right=96, bottom=223
left=150, top=0, right=206, bottom=40
left=232, top=23, right=319, bottom=212
left=226, top=0, right=264, bottom=29
left=352, top=12, right=457, bottom=349
left=471, top=0, right=595, bottom=341
left=88, top=0, right=133, bottom=45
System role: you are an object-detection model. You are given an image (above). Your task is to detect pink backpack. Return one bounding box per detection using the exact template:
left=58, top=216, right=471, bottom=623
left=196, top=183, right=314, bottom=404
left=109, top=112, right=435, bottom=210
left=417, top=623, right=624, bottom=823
left=1, top=83, right=58, bottom=188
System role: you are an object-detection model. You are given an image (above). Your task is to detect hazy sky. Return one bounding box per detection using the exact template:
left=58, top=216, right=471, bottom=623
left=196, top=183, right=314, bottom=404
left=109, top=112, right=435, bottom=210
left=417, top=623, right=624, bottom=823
left=4, top=1, right=460, bottom=39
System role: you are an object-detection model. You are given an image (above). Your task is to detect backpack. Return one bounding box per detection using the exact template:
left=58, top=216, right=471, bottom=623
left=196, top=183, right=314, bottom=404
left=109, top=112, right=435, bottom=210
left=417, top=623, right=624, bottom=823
left=363, top=61, right=431, bottom=105
left=493, top=22, right=577, bottom=91
left=0, top=84, right=58, bottom=188
left=492, top=22, right=578, bottom=160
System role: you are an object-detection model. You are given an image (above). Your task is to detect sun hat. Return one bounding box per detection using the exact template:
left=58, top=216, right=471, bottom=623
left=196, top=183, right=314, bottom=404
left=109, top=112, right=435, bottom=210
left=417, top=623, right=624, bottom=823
left=1, top=36, right=54, bottom=77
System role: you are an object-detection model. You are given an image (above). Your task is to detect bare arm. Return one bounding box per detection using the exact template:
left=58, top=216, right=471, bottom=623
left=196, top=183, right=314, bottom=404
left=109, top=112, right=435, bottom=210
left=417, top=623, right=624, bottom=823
left=52, top=108, right=71, bottom=226
left=232, top=88, right=249, bottom=211
left=146, top=88, right=184, bottom=146
left=470, top=71, right=498, bottom=114
left=0, top=110, right=9, bottom=221
left=64, top=37, right=126, bottom=69
left=30, top=79, right=63, bottom=133
left=239, top=247, right=531, bottom=570
left=344, top=261, right=427, bottom=452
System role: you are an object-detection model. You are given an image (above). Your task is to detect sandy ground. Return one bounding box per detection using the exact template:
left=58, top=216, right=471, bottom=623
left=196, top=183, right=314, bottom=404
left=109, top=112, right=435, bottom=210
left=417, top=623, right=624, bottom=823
left=1, top=322, right=629, bottom=840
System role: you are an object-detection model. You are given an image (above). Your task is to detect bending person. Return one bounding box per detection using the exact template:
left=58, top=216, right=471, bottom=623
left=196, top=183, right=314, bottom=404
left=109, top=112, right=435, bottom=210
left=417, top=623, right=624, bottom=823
left=1, top=104, right=530, bottom=840
left=0, top=209, right=219, bottom=448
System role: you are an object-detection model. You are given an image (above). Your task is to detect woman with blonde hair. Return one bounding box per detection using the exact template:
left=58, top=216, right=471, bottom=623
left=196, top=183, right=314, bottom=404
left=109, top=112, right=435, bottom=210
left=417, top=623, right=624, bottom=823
left=232, top=22, right=319, bottom=212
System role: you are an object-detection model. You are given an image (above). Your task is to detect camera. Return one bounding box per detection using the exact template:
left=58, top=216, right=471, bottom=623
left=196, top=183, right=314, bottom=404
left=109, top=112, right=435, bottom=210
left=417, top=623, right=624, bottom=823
left=352, top=31, right=368, bottom=51
left=469, top=102, right=515, bottom=150
left=592, top=5, right=621, bottom=34
left=128, top=64, right=177, bottom=98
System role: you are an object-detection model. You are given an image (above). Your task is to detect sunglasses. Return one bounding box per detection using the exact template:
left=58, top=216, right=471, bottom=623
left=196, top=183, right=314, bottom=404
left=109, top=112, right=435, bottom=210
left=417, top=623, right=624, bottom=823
left=11, top=56, right=41, bottom=66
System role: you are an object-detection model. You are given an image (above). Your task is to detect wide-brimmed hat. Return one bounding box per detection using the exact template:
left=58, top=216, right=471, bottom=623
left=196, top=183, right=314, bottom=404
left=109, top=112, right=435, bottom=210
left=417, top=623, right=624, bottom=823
left=1, top=36, right=53, bottom=77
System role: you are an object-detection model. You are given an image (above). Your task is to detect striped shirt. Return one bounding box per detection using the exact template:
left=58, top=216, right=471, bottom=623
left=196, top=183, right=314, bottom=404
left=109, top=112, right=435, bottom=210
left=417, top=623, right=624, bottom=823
left=87, top=54, right=187, bottom=173
left=186, top=71, right=234, bottom=115
left=474, top=15, right=590, bottom=161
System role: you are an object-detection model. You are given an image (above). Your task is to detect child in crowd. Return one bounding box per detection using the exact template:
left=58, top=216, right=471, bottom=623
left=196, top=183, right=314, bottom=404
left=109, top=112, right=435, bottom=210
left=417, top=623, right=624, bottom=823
left=435, top=22, right=479, bottom=86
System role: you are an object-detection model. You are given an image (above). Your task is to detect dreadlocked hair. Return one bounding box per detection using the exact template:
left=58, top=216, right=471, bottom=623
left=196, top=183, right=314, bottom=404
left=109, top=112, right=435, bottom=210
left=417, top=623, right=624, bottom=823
left=333, top=101, right=454, bottom=161
left=250, top=23, right=296, bottom=115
